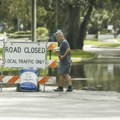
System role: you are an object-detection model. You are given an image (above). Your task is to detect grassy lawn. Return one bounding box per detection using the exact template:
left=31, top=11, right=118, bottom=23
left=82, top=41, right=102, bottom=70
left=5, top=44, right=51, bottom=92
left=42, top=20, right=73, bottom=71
left=84, top=38, right=120, bottom=48
left=47, top=49, right=95, bottom=62
left=49, top=38, right=120, bottom=62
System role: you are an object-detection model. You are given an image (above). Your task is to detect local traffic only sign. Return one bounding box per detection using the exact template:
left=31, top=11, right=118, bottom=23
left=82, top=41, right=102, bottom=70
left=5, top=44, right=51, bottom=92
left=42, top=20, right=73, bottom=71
left=3, top=42, right=47, bottom=68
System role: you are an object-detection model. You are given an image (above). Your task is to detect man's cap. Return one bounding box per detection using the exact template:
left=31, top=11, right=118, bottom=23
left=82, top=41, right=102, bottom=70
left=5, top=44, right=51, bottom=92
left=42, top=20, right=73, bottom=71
left=54, top=30, right=64, bottom=37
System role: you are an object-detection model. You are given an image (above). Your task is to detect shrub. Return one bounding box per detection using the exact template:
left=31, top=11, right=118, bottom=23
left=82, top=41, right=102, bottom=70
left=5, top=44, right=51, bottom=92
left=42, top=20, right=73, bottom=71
left=10, top=31, right=31, bottom=38
left=36, top=27, right=48, bottom=41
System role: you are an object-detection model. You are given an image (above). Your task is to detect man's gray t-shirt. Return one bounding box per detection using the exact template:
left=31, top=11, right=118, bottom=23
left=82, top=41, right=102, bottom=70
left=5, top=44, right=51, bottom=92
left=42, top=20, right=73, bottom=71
left=59, top=39, right=72, bottom=65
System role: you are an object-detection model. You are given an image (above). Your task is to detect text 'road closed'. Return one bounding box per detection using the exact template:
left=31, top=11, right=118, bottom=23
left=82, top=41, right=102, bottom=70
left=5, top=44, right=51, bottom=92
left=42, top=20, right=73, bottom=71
left=5, top=47, right=46, bottom=53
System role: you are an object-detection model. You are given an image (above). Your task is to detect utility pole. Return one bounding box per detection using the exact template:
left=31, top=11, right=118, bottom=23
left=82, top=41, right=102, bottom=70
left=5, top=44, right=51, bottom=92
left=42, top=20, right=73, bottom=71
left=32, top=0, right=37, bottom=42
left=55, top=0, right=58, bottom=30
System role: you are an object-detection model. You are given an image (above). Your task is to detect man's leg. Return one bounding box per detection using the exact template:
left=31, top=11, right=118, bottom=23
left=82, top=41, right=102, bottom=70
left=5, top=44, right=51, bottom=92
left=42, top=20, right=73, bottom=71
left=64, top=74, right=72, bottom=86
left=64, top=74, right=73, bottom=92
left=54, top=74, right=64, bottom=92
left=59, top=74, right=64, bottom=87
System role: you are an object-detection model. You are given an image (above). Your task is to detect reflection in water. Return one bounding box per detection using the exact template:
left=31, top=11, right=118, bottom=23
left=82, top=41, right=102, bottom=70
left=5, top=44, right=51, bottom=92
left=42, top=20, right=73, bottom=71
left=71, top=63, right=120, bottom=92
left=71, top=64, right=87, bottom=89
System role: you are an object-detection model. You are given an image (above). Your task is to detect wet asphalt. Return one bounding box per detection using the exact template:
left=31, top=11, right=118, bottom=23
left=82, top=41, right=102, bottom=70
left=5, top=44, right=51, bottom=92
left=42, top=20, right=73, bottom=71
left=0, top=87, right=120, bottom=120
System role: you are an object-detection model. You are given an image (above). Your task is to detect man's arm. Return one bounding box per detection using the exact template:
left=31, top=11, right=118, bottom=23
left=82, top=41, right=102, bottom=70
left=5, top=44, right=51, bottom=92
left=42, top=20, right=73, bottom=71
left=60, top=48, right=70, bottom=60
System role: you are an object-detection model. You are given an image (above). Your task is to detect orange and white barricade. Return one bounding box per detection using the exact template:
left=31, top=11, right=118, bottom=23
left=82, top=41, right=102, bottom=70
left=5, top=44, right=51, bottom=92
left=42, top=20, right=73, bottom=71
left=0, top=76, right=20, bottom=84
left=0, top=75, right=56, bottom=92
left=48, top=60, right=57, bottom=68
left=38, top=76, right=56, bottom=91
left=0, top=76, right=56, bottom=84
left=38, top=76, right=56, bottom=85
left=47, top=42, right=58, bottom=50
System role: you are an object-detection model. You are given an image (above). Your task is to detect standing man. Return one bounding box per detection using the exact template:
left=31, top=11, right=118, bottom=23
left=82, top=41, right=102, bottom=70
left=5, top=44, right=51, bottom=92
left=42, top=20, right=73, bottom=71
left=54, top=30, right=73, bottom=92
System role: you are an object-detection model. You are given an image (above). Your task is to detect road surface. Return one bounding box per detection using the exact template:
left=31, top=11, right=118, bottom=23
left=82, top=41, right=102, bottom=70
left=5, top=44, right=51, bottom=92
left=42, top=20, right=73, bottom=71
left=0, top=87, right=120, bottom=120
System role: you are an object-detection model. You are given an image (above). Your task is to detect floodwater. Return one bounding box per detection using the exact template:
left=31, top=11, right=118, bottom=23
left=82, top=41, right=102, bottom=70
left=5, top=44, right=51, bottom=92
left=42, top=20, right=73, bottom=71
left=48, top=59, right=120, bottom=92
left=71, top=62, right=120, bottom=92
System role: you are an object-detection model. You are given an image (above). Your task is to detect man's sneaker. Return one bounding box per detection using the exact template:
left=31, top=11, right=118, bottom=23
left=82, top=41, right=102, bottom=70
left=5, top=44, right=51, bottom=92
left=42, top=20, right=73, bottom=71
left=66, top=88, right=73, bottom=92
left=54, top=87, right=64, bottom=92
left=66, top=86, right=73, bottom=92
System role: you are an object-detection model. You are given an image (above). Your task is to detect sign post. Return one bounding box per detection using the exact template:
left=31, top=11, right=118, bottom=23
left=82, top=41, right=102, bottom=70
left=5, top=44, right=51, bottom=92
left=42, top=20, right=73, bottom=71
left=0, top=39, right=4, bottom=48
left=32, top=0, right=36, bottom=42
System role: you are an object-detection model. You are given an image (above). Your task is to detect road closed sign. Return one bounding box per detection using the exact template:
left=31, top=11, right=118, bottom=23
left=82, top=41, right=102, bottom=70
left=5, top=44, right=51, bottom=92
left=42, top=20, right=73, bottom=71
left=3, top=42, right=47, bottom=68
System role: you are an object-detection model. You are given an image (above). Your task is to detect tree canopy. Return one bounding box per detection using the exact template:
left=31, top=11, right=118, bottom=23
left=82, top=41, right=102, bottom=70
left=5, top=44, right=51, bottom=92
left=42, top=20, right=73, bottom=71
left=0, top=0, right=120, bottom=49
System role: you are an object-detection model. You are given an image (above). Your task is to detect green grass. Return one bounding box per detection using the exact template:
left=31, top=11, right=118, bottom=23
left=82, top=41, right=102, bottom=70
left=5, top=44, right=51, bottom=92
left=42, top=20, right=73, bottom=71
left=47, top=50, right=95, bottom=62
left=71, top=49, right=94, bottom=58
left=84, top=39, right=100, bottom=45
left=0, top=49, right=2, bottom=57
left=0, top=49, right=2, bottom=53
left=84, top=39, right=120, bottom=48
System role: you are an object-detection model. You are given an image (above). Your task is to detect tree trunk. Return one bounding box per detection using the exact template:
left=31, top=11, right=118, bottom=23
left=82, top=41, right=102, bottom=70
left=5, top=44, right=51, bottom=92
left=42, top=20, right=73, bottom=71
left=79, top=2, right=94, bottom=49
left=64, top=5, right=80, bottom=49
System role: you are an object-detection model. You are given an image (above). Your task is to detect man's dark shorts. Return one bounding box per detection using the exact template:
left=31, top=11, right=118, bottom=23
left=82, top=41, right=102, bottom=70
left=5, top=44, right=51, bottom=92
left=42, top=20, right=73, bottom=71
left=57, top=63, right=71, bottom=75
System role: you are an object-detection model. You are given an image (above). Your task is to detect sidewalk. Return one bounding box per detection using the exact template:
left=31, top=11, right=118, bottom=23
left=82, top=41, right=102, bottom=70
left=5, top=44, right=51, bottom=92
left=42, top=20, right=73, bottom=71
left=83, top=45, right=120, bottom=58
left=0, top=86, right=120, bottom=120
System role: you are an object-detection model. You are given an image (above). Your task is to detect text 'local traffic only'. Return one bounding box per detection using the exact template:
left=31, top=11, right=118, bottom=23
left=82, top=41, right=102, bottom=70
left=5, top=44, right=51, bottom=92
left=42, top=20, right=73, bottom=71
left=6, top=59, right=45, bottom=64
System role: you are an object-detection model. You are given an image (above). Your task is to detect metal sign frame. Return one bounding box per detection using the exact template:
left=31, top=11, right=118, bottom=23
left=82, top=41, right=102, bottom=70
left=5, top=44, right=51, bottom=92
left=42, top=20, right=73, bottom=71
left=0, top=39, right=4, bottom=48
left=3, top=42, right=47, bottom=69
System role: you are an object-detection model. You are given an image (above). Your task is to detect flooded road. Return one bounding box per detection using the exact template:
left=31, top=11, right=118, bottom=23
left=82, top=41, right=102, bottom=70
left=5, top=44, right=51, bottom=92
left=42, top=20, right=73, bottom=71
left=71, top=62, right=120, bottom=92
